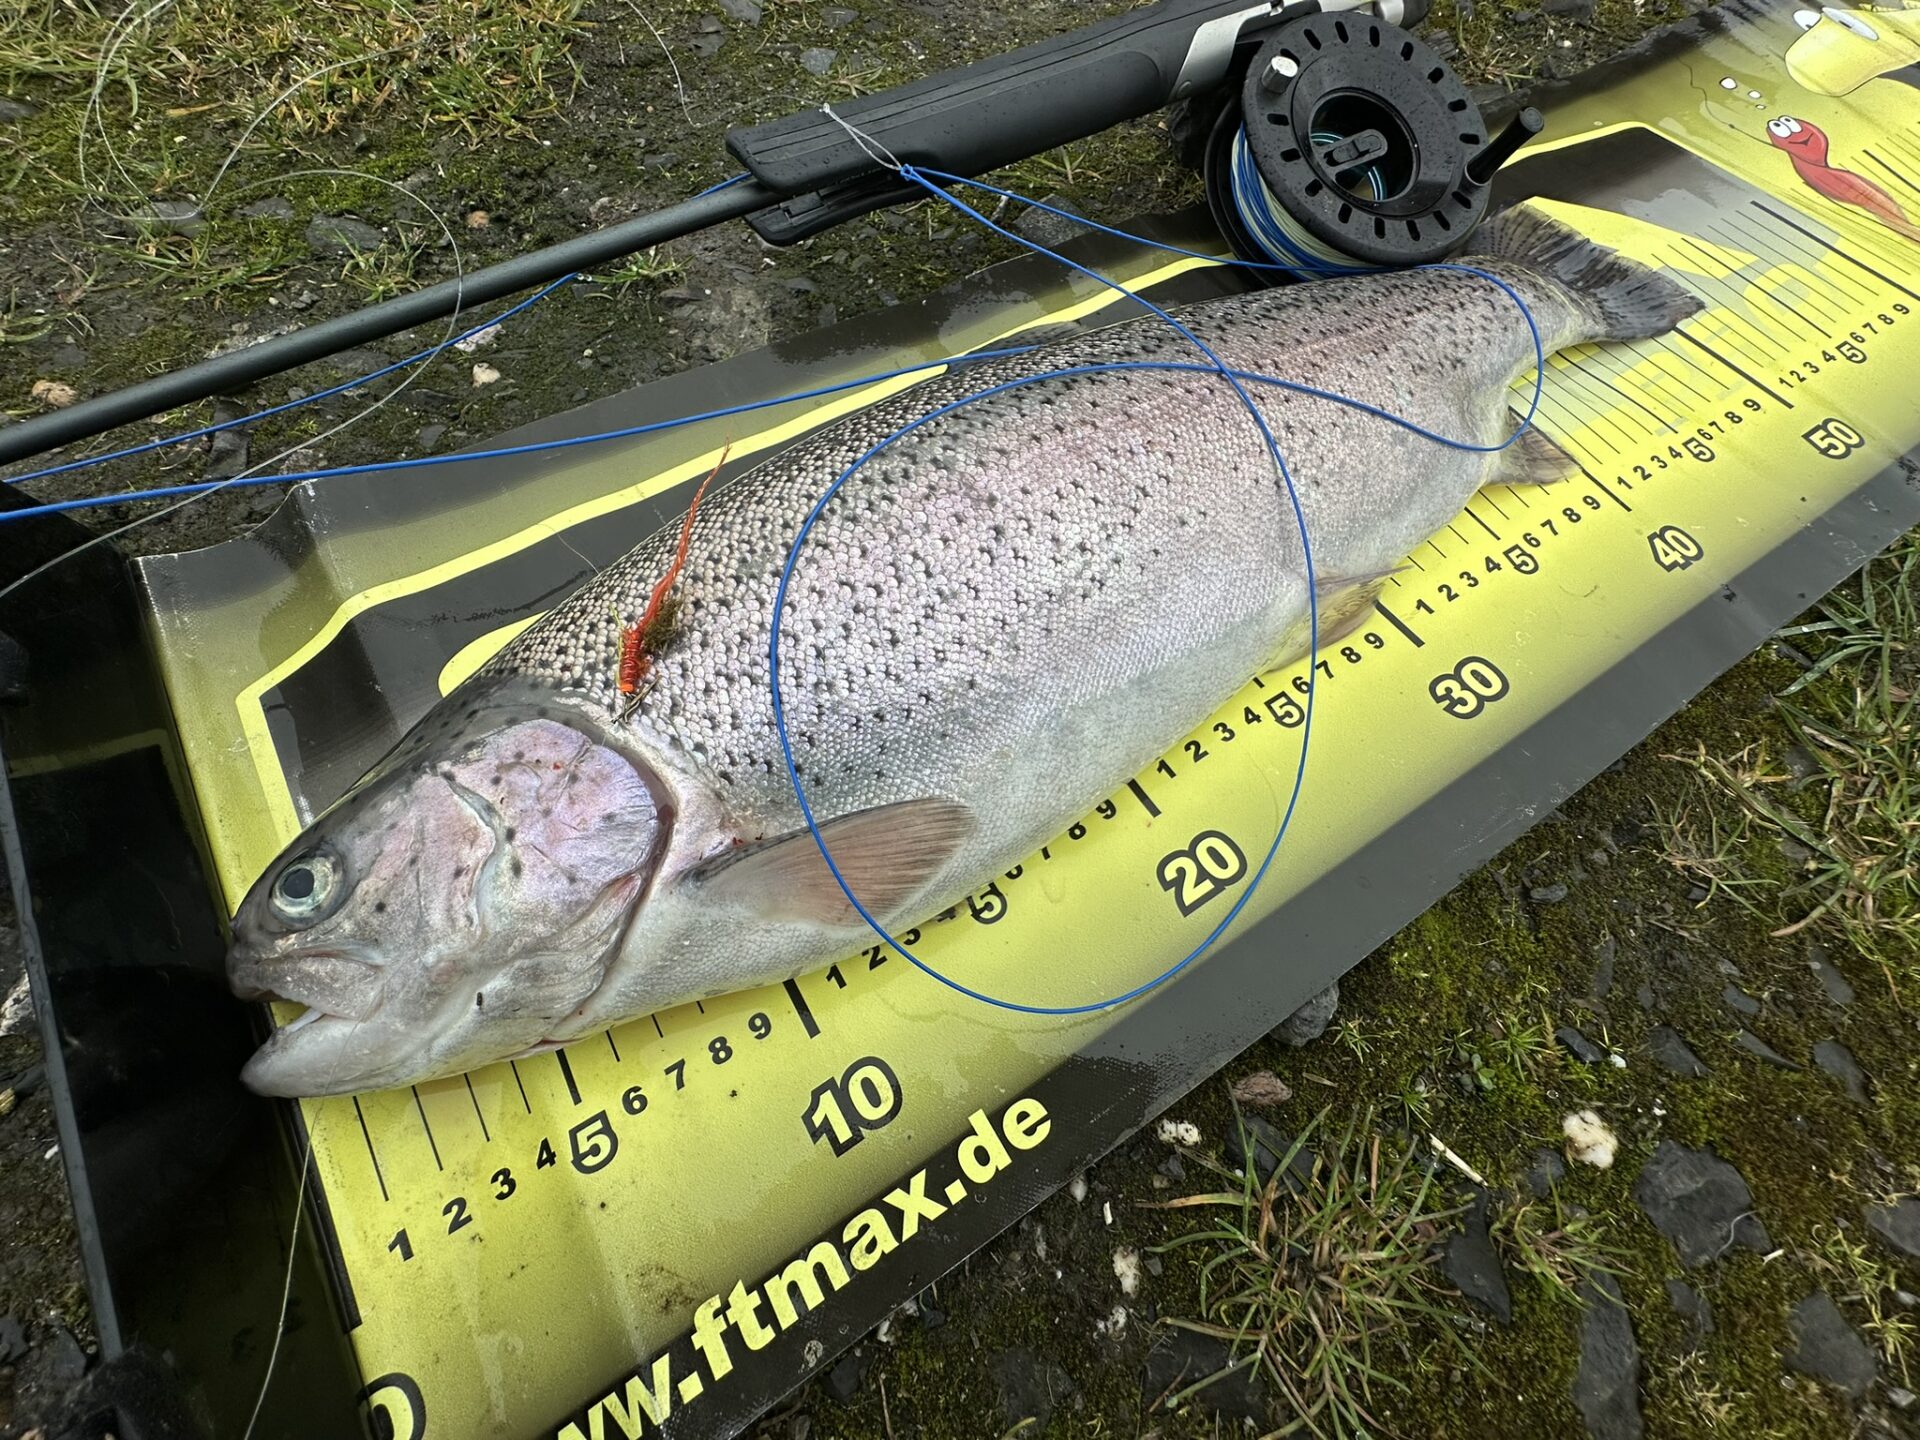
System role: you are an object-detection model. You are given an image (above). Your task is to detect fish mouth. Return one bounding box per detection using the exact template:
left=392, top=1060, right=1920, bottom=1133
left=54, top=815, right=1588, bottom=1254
left=230, top=948, right=386, bottom=1024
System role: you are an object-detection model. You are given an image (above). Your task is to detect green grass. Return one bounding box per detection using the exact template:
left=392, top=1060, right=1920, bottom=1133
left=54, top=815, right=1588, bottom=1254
left=1, top=0, right=589, bottom=218
left=1810, top=1217, right=1917, bottom=1386
left=1656, top=532, right=1920, bottom=987
left=1151, top=1110, right=1475, bottom=1440
left=1489, top=1192, right=1632, bottom=1310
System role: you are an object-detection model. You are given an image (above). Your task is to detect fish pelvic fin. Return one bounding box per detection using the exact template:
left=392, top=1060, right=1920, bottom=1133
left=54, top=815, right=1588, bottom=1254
left=1473, top=204, right=1704, bottom=341
left=1262, top=568, right=1404, bottom=676
left=1489, top=414, right=1581, bottom=487
left=689, top=797, right=975, bottom=928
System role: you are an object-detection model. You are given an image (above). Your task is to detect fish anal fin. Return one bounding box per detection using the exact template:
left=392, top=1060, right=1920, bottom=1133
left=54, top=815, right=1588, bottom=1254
left=690, top=798, right=975, bottom=927
left=1491, top=417, right=1581, bottom=487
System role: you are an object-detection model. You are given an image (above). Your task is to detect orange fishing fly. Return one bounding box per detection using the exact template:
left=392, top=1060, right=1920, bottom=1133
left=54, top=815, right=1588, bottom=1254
left=617, top=441, right=732, bottom=702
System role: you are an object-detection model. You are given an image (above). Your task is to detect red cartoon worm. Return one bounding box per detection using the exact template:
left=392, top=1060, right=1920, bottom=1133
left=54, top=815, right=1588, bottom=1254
left=1767, top=115, right=1920, bottom=242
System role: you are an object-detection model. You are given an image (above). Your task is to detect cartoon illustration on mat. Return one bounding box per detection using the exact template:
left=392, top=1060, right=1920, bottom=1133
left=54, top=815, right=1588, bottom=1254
left=1786, top=2, right=1920, bottom=95
left=1766, top=113, right=1920, bottom=238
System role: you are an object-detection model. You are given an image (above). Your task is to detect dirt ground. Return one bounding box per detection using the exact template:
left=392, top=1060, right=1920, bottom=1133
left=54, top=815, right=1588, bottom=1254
left=3, top=0, right=1918, bottom=1437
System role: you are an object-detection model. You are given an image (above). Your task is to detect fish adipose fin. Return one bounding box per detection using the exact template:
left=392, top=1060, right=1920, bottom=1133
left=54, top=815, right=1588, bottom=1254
left=692, top=797, right=975, bottom=927
left=1489, top=415, right=1581, bottom=487
left=1474, top=206, right=1705, bottom=340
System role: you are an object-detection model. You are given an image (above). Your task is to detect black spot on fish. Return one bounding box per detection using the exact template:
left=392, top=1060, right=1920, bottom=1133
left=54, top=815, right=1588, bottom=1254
left=374, top=901, right=387, bottom=914
left=511, top=858, right=524, bottom=878
left=503, top=826, right=517, bottom=842
left=476, top=992, right=485, bottom=1008
left=453, top=864, right=466, bottom=879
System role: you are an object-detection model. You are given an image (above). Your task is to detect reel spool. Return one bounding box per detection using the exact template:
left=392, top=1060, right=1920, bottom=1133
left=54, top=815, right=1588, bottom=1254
left=1201, top=12, right=1543, bottom=276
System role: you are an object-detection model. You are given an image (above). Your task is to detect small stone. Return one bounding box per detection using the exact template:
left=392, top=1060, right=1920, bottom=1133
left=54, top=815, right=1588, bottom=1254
left=1557, top=1026, right=1604, bottom=1064
left=0, top=97, right=39, bottom=123
left=1665, top=1278, right=1714, bottom=1338
left=1633, top=1141, right=1771, bottom=1267
left=920, top=1299, right=946, bottom=1329
left=1889, top=1386, right=1916, bottom=1410
left=0, top=973, right=30, bottom=1039
left=990, top=1348, right=1075, bottom=1432
left=1531, top=883, right=1570, bottom=903
left=1865, top=1198, right=1920, bottom=1259
left=470, top=363, right=502, bottom=387
left=1158, top=1153, right=1184, bottom=1181
left=239, top=196, right=296, bottom=220
left=800, top=47, right=837, bottom=76
left=1573, top=1274, right=1644, bottom=1440
left=697, top=14, right=724, bottom=31
left=823, top=5, right=858, bottom=23
left=718, top=0, right=761, bottom=21
left=643, top=152, right=682, bottom=170
left=415, top=423, right=447, bottom=451
left=690, top=30, right=724, bottom=57
left=1544, top=0, right=1597, bottom=16
left=1733, top=1030, right=1799, bottom=1069
left=1443, top=1192, right=1513, bottom=1324
left=1564, top=1110, right=1618, bottom=1169
left=825, top=1348, right=869, bottom=1402
left=30, top=379, right=78, bottom=409
left=15, top=1321, right=86, bottom=1399
left=1227, top=1115, right=1314, bottom=1194
left=1785, top=1291, right=1875, bottom=1399
left=1808, top=948, right=1854, bottom=1005
left=1721, top=985, right=1760, bottom=1017
left=128, top=199, right=205, bottom=235
left=1648, top=1026, right=1706, bottom=1078
left=1526, top=1148, right=1567, bottom=1197
left=453, top=323, right=502, bottom=354
left=1230, top=1071, right=1293, bottom=1107
left=1590, top=935, right=1616, bottom=999
left=1272, top=981, right=1338, bottom=1047
left=1813, top=1041, right=1869, bottom=1103
left=1113, top=1248, right=1141, bottom=1297
left=0, top=1313, right=25, bottom=1363
left=783, top=276, right=819, bottom=295
left=305, top=214, right=385, bottom=255
left=1142, top=1331, right=1265, bottom=1422
left=1156, top=1118, right=1200, bottom=1147
left=1636, top=982, right=1656, bottom=1012
left=1011, top=193, right=1090, bottom=250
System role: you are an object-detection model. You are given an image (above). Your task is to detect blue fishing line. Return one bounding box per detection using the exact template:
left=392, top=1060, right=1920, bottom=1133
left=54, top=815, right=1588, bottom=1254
left=3, top=172, right=755, bottom=490
left=0, top=346, right=1047, bottom=522
left=767, top=156, right=1546, bottom=1016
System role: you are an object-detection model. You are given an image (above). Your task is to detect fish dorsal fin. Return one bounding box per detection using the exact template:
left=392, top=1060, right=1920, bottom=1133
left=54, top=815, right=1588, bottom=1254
left=690, top=798, right=975, bottom=927
left=1491, top=415, right=1581, bottom=487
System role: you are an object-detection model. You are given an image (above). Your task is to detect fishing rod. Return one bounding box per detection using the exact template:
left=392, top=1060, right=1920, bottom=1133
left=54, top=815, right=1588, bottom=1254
left=0, top=0, right=1540, bottom=472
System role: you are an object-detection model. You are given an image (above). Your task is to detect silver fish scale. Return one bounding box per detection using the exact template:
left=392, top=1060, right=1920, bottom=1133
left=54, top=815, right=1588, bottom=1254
left=481, top=261, right=1566, bottom=821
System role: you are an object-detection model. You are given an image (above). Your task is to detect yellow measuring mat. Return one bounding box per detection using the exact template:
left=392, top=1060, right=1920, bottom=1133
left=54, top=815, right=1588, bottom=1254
left=118, top=3, right=1920, bottom=1435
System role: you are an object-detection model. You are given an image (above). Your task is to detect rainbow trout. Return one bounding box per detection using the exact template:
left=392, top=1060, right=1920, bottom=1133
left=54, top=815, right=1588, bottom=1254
left=227, top=207, right=1699, bottom=1096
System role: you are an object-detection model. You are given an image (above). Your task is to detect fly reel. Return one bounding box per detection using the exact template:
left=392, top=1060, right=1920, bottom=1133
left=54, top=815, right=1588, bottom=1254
left=1198, top=11, right=1543, bottom=274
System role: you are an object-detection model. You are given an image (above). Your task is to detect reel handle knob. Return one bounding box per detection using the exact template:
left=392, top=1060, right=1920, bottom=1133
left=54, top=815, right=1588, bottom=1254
left=1467, top=107, right=1546, bottom=185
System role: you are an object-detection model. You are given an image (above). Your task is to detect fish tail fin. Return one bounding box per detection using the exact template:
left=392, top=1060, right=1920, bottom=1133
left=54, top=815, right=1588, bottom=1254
left=1473, top=205, right=1704, bottom=341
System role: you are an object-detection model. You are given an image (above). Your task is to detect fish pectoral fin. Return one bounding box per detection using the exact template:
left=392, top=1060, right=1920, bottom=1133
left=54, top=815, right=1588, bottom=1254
left=689, top=797, right=975, bottom=927
left=1260, top=568, right=1402, bottom=676
left=1490, top=416, right=1581, bottom=487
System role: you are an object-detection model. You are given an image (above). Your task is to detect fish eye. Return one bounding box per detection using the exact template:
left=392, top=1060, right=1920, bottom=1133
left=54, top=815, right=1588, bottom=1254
left=1823, top=7, right=1879, bottom=37
left=270, top=851, right=344, bottom=926
left=1794, top=6, right=1821, bottom=25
